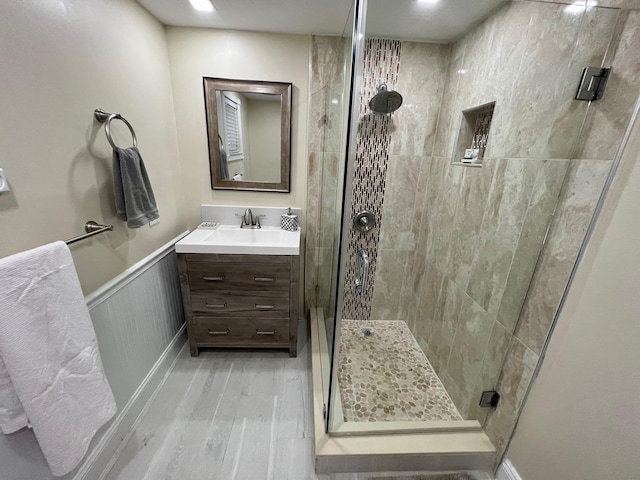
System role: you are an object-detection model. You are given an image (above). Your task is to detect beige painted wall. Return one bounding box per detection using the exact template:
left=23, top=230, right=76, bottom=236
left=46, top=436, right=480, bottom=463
left=165, top=27, right=310, bottom=229
left=0, top=0, right=186, bottom=294
left=505, top=108, right=640, bottom=479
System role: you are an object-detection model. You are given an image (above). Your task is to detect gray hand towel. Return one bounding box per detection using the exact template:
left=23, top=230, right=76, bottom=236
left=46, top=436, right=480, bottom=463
left=113, top=146, right=159, bottom=228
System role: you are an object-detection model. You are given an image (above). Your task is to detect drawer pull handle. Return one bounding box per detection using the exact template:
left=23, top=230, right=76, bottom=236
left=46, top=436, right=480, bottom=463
left=256, top=330, right=277, bottom=335
left=202, top=276, right=225, bottom=281
left=208, top=329, right=229, bottom=335
left=205, top=303, right=226, bottom=309
left=254, top=277, right=275, bottom=282
left=255, top=304, right=275, bottom=310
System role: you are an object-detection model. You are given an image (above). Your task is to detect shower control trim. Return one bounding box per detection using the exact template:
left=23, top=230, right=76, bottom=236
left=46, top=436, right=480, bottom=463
left=354, top=210, right=376, bottom=233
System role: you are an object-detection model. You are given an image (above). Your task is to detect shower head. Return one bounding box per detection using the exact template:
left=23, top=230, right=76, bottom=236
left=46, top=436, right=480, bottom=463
left=369, top=84, right=403, bottom=114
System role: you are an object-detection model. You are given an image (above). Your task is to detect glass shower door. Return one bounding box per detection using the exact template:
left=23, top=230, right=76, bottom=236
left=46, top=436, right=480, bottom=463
left=327, top=0, right=625, bottom=436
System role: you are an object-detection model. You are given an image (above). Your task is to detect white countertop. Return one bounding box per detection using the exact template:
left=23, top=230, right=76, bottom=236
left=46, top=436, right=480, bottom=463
left=175, top=225, right=301, bottom=256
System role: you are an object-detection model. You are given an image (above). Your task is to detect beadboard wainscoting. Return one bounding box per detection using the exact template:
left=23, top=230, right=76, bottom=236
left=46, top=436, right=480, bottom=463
left=77, top=232, right=190, bottom=480
left=0, top=233, right=189, bottom=480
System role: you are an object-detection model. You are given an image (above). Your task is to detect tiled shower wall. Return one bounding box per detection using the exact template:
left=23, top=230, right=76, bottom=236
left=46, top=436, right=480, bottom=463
left=398, top=0, right=622, bottom=424
left=306, top=35, right=347, bottom=316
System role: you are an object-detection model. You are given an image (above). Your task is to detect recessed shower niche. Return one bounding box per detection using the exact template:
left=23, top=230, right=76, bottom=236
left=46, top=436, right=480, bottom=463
left=452, top=101, right=496, bottom=167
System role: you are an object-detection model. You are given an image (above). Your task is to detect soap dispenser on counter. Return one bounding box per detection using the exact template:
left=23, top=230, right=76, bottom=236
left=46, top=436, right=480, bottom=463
left=281, top=207, right=298, bottom=231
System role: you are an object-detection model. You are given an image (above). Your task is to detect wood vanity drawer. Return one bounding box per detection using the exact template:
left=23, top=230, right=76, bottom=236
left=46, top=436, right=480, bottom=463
left=191, top=291, right=289, bottom=316
left=178, top=253, right=299, bottom=357
left=191, top=317, right=289, bottom=347
left=186, top=262, right=290, bottom=293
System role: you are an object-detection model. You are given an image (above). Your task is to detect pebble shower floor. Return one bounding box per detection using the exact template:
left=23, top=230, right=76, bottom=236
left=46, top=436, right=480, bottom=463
left=338, top=320, right=462, bottom=422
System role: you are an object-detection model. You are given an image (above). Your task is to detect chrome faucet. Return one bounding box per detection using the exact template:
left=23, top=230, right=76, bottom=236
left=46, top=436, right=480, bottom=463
left=237, top=208, right=264, bottom=229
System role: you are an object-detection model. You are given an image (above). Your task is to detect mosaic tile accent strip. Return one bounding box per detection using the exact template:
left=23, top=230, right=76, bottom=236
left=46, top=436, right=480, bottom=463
left=338, top=320, right=463, bottom=422
left=342, top=39, right=402, bottom=320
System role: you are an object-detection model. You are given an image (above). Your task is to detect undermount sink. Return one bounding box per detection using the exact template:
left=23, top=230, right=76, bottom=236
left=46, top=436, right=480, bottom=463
left=175, top=225, right=300, bottom=255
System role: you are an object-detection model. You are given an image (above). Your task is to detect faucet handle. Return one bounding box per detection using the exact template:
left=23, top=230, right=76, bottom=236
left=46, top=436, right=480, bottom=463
left=235, top=212, right=248, bottom=227
left=255, top=214, right=266, bottom=228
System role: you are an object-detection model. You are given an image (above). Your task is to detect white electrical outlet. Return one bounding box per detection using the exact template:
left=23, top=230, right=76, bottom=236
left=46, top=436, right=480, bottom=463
left=0, top=168, right=9, bottom=193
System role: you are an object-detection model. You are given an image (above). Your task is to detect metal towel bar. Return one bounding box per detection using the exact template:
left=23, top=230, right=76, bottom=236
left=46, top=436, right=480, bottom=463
left=94, top=108, right=137, bottom=150
left=65, top=221, right=113, bottom=245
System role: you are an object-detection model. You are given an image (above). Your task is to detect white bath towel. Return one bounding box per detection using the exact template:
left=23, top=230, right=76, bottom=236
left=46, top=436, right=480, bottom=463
left=0, top=241, right=117, bottom=476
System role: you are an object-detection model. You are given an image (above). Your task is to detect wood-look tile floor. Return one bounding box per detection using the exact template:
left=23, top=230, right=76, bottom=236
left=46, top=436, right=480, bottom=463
left=104, top=321, right=485, bottom=480
left=104, top=321, right=317, bottom=480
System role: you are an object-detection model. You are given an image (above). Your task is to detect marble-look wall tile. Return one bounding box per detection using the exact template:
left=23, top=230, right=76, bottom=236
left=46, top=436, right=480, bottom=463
left=318, top=246, right=335, bottom=311
left=492, top=3, right=585, bottom=159
left=426, top=278, right=464, bottom=374
left=306, top=151, right=323, bottom=250
left=515, top=159, right=612, bottom=354
left=439, top=369, right=470, bottom=419
left=444, top=294, right=494, bottom=415
left=432, top=45, right=465, bottom=158
left=467, top=320, right=512, bottom=423
left=578, top=10, right=640, bottom=160
left=449, top=158, right=498, bottom=291
left=390, top=42, right=450, bottom=157
left=425, top=159, right=465, bottom=278
left=433, top=1, right=619, bottom=161
left=320, top=152, right=339, bottom=250
left=401, top=157, right=432, bottom=325
left=484, top=338, right=539, bottom=455
left=311, top=35, right=346, bottom=96
left=496, top=159, right=570, bottom=332
left=412, top=257, right=443, bottom=356
left=379, top=155, right=424, bottom=251
left=305, top=246, right=319, bottom=312
left=371, top=250, right=410, bottom=320
left=466, top=158, right=539, bottom=315
left=404, top=249, right=424, bottom=333
left=306, top=36, right=348, bottom=313
left=308, top=87, right=328, bottom=154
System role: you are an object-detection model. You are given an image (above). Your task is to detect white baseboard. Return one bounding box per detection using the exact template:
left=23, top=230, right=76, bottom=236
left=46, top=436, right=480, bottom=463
left=73, top=325, right=187, bottom=480
left=496, top=459, right=522, bottom=480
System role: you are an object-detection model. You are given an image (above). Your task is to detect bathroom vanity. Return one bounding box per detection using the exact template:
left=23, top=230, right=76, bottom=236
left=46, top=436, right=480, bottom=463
left=177, top=253, right=299, bottom=357
left=175, top=205, right=301, bottom=358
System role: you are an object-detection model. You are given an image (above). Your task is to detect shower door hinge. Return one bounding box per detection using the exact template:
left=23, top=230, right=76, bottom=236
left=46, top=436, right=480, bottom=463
left=479, top=390, right=500, bottom=408
left=575, top=66, right=611, bottom=101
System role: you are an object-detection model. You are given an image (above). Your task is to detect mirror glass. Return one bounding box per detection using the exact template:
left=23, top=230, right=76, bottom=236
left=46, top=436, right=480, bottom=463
left=204, top=78, right=292, bottom=192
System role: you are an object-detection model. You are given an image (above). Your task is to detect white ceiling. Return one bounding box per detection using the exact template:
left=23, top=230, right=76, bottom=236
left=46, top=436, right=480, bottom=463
left=137, top=0, right=508, bottom=43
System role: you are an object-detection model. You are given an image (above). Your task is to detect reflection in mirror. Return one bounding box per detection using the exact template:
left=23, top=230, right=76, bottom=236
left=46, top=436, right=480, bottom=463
left=203, top=78, right=292, bottom=192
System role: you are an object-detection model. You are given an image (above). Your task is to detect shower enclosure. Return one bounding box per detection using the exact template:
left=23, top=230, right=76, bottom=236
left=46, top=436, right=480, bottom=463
left=306, top=0, right=640, bottom=463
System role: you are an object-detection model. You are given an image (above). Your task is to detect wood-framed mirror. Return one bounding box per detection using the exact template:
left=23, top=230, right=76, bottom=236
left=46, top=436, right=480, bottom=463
left=203, top=77, right=292, bottom=192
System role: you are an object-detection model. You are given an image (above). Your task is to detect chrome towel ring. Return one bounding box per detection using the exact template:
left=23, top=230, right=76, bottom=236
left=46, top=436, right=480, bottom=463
left=94, top=108, right=137, bottom=150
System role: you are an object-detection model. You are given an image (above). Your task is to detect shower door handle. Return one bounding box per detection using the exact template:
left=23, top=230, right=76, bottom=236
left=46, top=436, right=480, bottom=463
left=355, top=249, right=369, bottom=295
